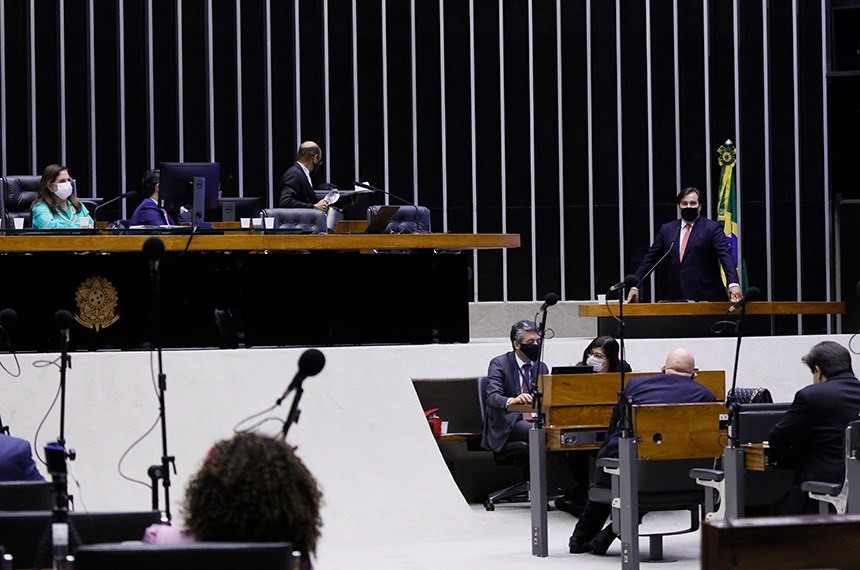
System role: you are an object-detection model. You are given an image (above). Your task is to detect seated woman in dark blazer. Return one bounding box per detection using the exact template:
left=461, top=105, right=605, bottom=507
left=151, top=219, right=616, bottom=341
left=576, top=336, right=632, bottom=373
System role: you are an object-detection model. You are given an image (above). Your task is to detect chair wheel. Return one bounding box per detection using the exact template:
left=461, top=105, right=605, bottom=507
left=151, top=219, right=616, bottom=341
left=484, top=500, right=495, bottom=511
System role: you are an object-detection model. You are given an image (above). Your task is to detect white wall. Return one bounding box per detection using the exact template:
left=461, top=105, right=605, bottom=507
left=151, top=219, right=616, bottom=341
left=2, top=334, right=855, bottom=549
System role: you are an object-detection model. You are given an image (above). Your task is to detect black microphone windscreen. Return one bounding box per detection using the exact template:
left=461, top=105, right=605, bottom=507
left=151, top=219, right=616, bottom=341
left=743, top=286, right=761, bottom=301
left=54, top=309, right=74, bottom=330
left=143, top=237, right=165, bottom=261
left=856, top=281, right=860, bottom=297
left=0, top=308, right=16, bottom=327
left=544, top=292, right=559, bottom=307
left=624, top=274, right=638, bottom=288
left=298, top=349, right=326, bottom=377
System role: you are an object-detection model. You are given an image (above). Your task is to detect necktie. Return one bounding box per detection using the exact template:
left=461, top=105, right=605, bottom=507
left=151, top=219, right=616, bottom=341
left=162, top=208, right=171, bottom=225
left=679, top=223, right=692, bottom=261
left=521, top=363, right=533, bottom=420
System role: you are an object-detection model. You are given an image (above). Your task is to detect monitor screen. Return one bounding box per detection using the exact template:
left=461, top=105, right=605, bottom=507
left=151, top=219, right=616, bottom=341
left=159, top=162, right=220, bottom=224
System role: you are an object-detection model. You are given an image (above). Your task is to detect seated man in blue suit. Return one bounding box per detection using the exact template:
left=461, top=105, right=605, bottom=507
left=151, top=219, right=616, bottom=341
left=627, top=187, right=742, bottom=303
left=0, top=433, right=44, bottom=481
left=130, top=169, right=175, bottom=226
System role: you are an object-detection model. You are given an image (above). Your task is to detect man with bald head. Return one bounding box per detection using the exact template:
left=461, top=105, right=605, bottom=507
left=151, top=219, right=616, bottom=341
left=278, top=141, right=329, bottom=211
left=568, top=348, right=717, bottom=556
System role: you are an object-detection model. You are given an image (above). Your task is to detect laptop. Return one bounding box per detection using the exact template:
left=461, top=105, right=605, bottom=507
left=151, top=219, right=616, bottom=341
left=364, top=205, right=401, bottom=234
left=551, top=365, right=595, bottom=375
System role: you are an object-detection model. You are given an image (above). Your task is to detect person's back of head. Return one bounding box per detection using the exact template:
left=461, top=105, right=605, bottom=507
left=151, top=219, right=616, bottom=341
left=183, top=432, right=322, bottom=558
left=802, top=341, right=853, bottom=379
left=140, top=169, right=160, bottom=198
left=662, top=348, right=696, bottom=377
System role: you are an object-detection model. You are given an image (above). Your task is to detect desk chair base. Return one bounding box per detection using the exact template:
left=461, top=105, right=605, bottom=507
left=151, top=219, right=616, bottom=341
left=484, top=481, right=529, bottom=511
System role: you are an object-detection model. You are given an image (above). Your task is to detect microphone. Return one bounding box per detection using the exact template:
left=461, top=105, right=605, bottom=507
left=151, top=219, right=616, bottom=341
left=355, top=181, right=427, bottom=232
left=54, top=309, right=74, bottom=343
left=608, top=274, right=639, bottom=292
left=639, top=240, right=676, bottom=286
left=0, top=308, right=15, bottom=345
left=277, top=349, right=326, bottom=405
left=93, top=191, right=138, bottom=223
left=729, top=286, right=761, bottom=313
left=539, top=292, right=559, bottom=311
left=143, top=236, right=165, bottom=273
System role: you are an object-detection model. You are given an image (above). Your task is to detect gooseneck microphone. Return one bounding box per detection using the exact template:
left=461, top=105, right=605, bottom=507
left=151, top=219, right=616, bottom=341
left=278, top=349, right=326, bottom=405
left=355, top=181, right=426, bottom=232
left=728, top=286, right=761, bottom=313
left=93, top=191, right=138, bottom=223
left=608, top=274, right=639, bottom=293
left=539, top=292, right=559, bottom=312
left=638, top=240, right=676, bottom=288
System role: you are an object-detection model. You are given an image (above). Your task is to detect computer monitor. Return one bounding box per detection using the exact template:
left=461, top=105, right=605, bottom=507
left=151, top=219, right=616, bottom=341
left=159, top=162, right=221, bottom=226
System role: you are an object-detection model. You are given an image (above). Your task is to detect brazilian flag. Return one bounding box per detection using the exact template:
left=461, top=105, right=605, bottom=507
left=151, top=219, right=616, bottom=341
left=717, top=140, right=746, bottom=288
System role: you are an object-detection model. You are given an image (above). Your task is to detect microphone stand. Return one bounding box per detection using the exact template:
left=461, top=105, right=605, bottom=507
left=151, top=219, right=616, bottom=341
left=726, top=300, right=751, bottom=449
left=146, top=246, right=175, bottom=523
left=281, top=384, right=305, bottom=440
left=615, top=284, right=631, bottom=437
left=528, top=305, right=553, bottom=557
left=355, top=181, right=425, bottom=232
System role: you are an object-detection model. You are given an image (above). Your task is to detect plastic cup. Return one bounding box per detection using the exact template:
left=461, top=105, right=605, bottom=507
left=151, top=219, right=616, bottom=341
left=13, top=218, right=24, bottom=230
left=251, top=217, right=262, bottom=228
left=240, top=217, right=251, bottom=228
left=264, top=217, right=276, bottom=229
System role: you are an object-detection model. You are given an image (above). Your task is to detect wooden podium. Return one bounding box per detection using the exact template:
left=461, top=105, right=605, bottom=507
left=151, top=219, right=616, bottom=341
left=578, top=301, right=845, bottom=337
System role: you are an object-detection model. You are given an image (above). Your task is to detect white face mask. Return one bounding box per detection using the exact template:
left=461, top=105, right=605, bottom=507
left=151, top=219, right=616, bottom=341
left=586, top=354, right=608, bottom=372
left=54, top=181, right=73, bottom=201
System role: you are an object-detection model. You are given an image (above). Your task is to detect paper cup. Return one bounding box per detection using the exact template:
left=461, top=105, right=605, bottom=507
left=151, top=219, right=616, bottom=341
left=240, top=217, right=251, bottom=228
left=264, top=217, right=276, bottom=229
left=251, top=217, right=262, bottom=228
left=13, top=218, right=24, bottom=229
left=597, top=294, right=607, bottom=303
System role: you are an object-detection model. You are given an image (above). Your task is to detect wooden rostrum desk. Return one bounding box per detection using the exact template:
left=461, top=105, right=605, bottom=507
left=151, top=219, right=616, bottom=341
left=0, top=232, right=518, bottom=351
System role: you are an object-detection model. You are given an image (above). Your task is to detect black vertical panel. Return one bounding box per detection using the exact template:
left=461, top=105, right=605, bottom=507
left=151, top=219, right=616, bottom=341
left=63, top=1, right=95, bottom=195
left=561, top=0, right=591, bottom=301
left=736, top=0, right=767, bottom=292
left=532, top=0, right=561, bottom=297
left=502, top=0, right=533, bottom=301
left=767, top=1, right=799, bottom=304
left=677, top=1, right=706, bottom=190
left=297, top=0, right=325, bottom=151
left=797, top=2, right=827, bottom=312
left=179, top=0, right=210, bottom=160
left=707, top=0, right=737, bottom=199
left=442, top=0, right=473, bottom=234
left=118, top=0, right=150, bottom=201
left=474, top=0, right=502, bottom=301
left=619, top=1, right=649, bottom=286
left=92, top=2, right=121, bottom=195
left=327, top=0, right=356, bottom=190
left=2, top=1, right=32, bottom=173
left=211, top=2, right=238, bottom=198
left=355, top=0, right=384, bottom=188
left=590, top=0, right=621, bottom=291
left=238, top=3, right=269, bottom=201
left=34, top=2, right=60, bottom=165
left=269, top=0, right=296, bottom=197
left=152, top=0, right=180, bottom=164
left=414, top=0, right=442, bottom=212
left=385, top=0, right=415, bottom=207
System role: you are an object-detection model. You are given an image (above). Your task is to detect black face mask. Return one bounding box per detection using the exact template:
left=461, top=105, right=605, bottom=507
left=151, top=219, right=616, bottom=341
left=520, top=343, right=542, bottom=362
left=680, top=207, right=699, bottom=223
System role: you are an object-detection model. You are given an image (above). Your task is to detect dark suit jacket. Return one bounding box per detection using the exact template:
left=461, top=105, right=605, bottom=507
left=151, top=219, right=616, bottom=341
left=277, top=163, right=317, bottom=209
left=130, top=198, right=174, bottom=226
left=768, top=372, right=860, bottom=485
left=481, top=351, right=548, bottom=453
left=634, top=216, right=739, bottom=301
left=0, top=435, right=44, bottom=482
left=595, top=373, right=717, bottom=485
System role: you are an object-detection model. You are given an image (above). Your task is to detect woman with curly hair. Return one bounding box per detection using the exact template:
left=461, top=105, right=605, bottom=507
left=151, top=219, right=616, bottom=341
left=144, top=432, right=323, bottom=566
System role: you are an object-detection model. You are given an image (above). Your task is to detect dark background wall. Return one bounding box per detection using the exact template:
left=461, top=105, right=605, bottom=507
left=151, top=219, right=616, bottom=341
left=1, top=0, right=858, bottom=333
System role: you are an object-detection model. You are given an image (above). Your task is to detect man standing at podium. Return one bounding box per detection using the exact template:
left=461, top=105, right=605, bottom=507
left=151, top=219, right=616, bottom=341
left=278, top=141, right=329, bottom=212
left=627, top=187, right=742, bottom=303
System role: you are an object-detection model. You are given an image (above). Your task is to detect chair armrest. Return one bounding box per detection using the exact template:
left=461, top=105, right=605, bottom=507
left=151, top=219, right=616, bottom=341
left=801, top=481, right=842, bottom=497
left=597, top=457, right=619, bottom=476
left=690, top=468, right=725, bottom=482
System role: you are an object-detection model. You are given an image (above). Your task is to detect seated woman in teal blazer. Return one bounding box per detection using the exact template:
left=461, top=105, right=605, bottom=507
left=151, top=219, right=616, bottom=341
left=30, top=164, right=94, bottom=229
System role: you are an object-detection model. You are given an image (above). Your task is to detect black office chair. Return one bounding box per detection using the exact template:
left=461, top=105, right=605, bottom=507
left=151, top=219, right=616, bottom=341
left=477, top=376, right=531, bottom=511
left=366, top=204, right=431, bottom=234
left=1, top=175, right=40, bottom=228
left=260, top=208, right=328, bottom=234
left=0, top=481, right=54, bottom=511
left=73, top=542, right=295, bottom=570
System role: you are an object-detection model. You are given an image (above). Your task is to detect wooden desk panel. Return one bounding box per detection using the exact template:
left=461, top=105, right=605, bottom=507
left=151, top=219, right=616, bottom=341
left=579, top=301, right=845, bottom=317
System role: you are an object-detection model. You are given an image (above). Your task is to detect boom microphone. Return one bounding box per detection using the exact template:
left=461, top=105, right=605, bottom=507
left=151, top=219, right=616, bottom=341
left=277, top=349, right=326, bottom=404
left=540, top=292, right=559, bottom=311
left=143, top=236, right=165, bottom=273
left=93, top=191, right=138, bottom=223
left=729, top=287, right=761, bottom=313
